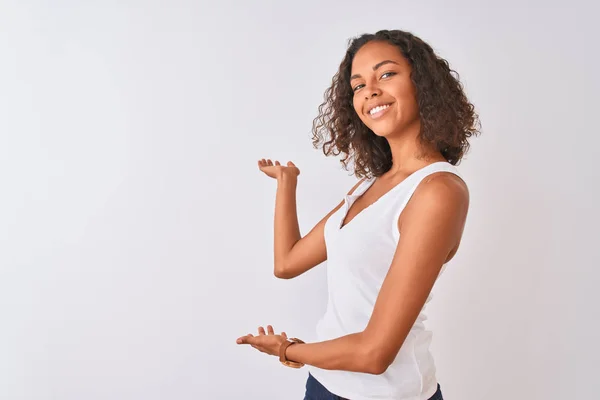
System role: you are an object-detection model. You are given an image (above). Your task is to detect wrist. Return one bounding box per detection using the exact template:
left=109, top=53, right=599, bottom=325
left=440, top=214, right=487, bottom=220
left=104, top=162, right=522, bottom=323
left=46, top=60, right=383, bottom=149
left=279, top=338, right=305, bottom=368
left=277, top=171, right=298, bottom=185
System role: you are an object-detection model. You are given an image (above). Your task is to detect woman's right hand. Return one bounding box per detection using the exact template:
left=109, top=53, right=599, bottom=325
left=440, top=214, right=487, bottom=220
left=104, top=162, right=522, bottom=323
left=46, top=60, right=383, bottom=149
left=257, top=159, right=300, bottom=180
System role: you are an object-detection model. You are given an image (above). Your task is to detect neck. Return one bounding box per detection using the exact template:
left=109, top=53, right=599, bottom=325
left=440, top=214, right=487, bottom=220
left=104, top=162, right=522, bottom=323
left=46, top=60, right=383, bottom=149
left=384, top=122, right=445, bottom=177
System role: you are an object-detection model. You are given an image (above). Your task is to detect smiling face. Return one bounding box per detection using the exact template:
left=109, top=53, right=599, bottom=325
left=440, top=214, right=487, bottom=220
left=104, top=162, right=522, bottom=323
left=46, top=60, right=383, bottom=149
left=350, top=41, right=420, bottom=137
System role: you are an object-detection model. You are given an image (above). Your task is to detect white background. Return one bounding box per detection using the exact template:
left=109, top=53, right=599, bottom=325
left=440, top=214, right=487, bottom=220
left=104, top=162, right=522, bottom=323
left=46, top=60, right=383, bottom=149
left=1, top=1, right=598, bottom=399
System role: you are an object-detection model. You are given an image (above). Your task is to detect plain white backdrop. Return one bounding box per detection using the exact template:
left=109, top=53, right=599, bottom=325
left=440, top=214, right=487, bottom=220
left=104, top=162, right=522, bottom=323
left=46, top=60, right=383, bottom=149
left=1, top=0, right=598, bottom=399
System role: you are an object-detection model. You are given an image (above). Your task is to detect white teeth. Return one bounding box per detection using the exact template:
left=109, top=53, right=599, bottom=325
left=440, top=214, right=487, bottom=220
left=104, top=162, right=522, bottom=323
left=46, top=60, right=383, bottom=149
left=369, top=104, right=390, bottom=115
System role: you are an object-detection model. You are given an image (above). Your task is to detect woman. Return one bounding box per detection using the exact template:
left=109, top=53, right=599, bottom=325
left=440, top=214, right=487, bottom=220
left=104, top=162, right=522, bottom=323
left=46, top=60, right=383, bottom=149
left=236, top=29, right=480, bottom=400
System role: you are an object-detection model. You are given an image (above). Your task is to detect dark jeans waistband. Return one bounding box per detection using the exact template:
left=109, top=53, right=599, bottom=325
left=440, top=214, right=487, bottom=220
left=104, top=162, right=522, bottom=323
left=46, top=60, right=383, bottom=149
left=304, top=372, right=444, bottom=400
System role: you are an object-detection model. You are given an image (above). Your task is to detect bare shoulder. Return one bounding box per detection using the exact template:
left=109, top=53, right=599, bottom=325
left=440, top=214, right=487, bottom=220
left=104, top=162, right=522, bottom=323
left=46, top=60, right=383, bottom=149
left=422, top=171, right=469, bottom=203
left=419, top=171, right=469, bottom=207
left=400, top=172, right=470, bottom=229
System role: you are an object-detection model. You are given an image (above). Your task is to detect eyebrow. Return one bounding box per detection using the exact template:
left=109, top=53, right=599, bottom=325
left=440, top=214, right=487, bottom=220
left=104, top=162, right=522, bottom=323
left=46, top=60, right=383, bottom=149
left=350, top=60, right=400, bottom=81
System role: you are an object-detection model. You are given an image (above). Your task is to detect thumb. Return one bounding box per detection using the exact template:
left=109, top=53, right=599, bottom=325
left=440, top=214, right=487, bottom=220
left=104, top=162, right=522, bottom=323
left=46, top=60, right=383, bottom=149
left=236, top=333, right=255, bottom=344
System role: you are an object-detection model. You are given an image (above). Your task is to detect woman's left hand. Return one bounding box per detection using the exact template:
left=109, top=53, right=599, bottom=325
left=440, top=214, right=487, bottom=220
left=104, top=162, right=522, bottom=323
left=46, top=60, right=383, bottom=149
left=236, top=325, right=288, bottom=357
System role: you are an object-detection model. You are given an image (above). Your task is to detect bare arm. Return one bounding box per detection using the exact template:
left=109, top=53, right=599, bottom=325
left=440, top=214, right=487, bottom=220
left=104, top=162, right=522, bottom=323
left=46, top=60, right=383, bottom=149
left=285, top=173, right=469, bottom=373
left=257, top=158, right=364, bottom=279
left=273, top=174, right=364, bottom=279
left=273, top=170, right=341, bottom=279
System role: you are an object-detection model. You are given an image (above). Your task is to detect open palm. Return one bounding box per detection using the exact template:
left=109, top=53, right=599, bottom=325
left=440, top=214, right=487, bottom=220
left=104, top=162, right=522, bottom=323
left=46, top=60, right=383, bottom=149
left=257, top=159, right=300, bottom=180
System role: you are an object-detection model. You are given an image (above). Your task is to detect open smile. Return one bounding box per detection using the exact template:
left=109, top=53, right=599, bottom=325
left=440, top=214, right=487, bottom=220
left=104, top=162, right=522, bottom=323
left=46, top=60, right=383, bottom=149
left=367, top=103, right=393, bottom=119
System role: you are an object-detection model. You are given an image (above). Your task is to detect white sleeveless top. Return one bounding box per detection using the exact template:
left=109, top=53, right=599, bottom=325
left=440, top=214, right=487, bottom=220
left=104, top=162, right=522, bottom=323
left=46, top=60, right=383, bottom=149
left=307, top=161, right=463, bottom=400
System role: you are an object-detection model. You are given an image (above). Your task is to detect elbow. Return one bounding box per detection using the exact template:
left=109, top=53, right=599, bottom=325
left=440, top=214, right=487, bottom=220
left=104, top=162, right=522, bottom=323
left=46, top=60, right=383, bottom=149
left=360, top=339, right=392, bottom=375
left=364, top=356, right=389, bottom=375
left=274, top=269, right=291, bottom=279
left=274, top=262, right=292, bottom=279
left=373, top=362, right=390, bottom=375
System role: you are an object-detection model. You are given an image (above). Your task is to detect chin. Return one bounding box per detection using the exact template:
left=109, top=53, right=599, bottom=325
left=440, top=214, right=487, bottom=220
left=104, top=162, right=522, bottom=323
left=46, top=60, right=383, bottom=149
left=370, top=129, right=390, bottom=138
left=367, top=122, right=397, bottom=138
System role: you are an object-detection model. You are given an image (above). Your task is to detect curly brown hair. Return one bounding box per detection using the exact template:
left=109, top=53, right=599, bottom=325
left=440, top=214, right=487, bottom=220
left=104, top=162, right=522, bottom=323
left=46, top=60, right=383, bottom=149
left=312, top=29, right=481, bottom=179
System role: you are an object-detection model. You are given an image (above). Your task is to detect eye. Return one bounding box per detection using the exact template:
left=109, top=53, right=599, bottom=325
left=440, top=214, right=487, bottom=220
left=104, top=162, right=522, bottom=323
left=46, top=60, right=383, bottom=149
left=381, top=71, right=397, bottom=79
left=352, top=83, right=365, bottom=92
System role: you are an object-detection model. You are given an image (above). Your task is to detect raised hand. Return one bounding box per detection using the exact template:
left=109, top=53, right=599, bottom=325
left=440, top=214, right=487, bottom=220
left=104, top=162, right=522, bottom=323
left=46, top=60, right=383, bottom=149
left=236, top=324, right=288, bottom=357
left=257, top=159, right=300, bottom=180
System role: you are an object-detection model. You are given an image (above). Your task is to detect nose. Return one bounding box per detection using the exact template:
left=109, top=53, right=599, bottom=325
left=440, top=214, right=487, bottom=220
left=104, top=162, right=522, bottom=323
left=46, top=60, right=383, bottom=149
left=364, top=86, right=381, bottom=100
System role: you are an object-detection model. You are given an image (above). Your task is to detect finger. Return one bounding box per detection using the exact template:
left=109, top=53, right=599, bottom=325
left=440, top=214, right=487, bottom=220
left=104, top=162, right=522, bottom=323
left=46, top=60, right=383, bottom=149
left=267, top=159, right=273, bottom=166
left=287, top=161, right=296, bottom=167
left=258, top=326, right=266, bottom=335
left=275, top=160, right=281, bottom=166
left=241, top=334, right=256, bottom=345
left=281, top=331, right=288, bottom=339
left=267, top=325, right=275, bottom=335
left=236, top=333, right=255, bottom=344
